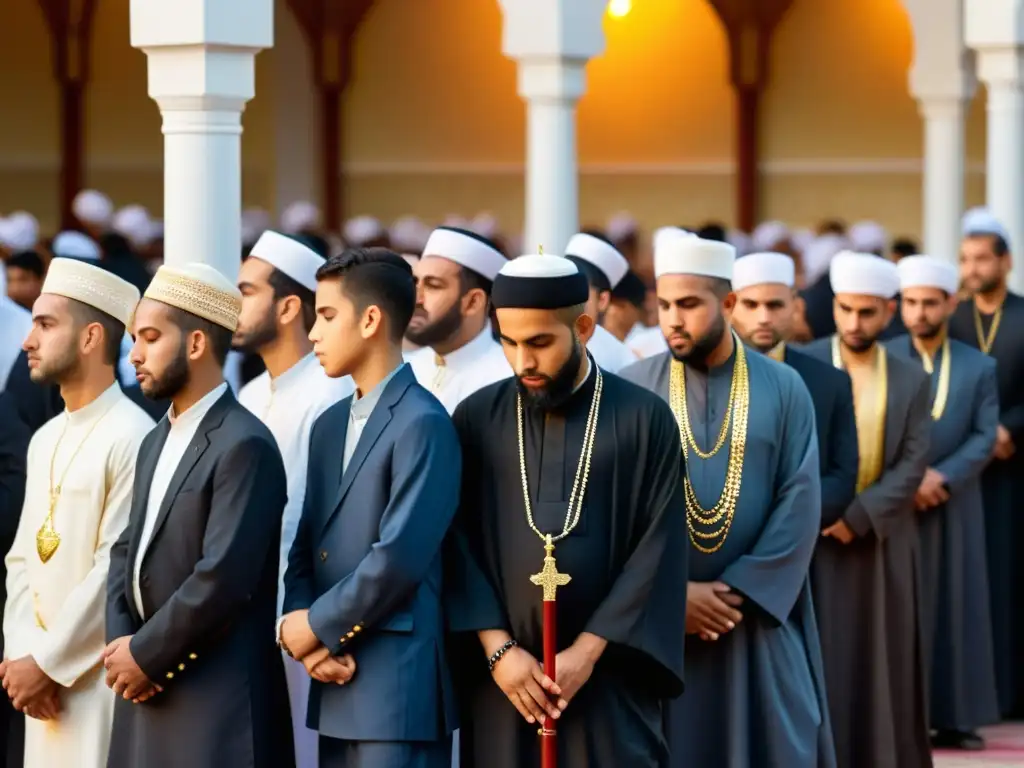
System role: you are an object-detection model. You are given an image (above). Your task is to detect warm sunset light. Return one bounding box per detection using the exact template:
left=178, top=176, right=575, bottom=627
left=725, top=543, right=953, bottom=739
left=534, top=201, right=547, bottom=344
left=607, top=0, right=632, bottom=19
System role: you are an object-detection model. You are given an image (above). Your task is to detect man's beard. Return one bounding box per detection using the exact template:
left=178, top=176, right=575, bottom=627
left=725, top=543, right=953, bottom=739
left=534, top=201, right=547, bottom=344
left=405, top=301, right=463, bottom=347
left=913, top=320, right=944, bottom=340
left=669, top=312, right=727, bottom=368
left=30, top=341, right=79, bottom=385
left=141, top=340, right=191, bottom=400
left=839, top=331, right=878, bottom=354
left=231, top=308, right=278, bottom=354
left=744, top=328, right=782, bottom=354
left=976, top=275, right=1001, bottom=295
left=516, top=340, right=583, bottom=411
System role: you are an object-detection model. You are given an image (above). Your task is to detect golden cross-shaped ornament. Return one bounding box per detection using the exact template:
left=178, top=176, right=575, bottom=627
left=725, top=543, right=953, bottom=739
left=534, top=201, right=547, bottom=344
left=530, top=535, right=571, bottom=602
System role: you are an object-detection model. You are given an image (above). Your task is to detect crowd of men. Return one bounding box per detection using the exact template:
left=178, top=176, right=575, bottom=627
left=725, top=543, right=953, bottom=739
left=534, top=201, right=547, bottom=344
left=0, top=188, right=1021, bottom=768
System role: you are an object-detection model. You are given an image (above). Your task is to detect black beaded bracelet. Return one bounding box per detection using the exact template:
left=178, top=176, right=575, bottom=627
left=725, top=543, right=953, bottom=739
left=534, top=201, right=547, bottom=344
left=487, top=639, right=518, bottom=672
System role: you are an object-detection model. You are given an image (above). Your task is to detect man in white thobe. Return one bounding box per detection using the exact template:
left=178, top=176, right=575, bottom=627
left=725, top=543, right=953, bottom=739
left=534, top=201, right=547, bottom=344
left=405, top=226, right=512, bottom=413
left=233, top=231, right=352, bottom=767
left=1, top=258, right=153, bottom=768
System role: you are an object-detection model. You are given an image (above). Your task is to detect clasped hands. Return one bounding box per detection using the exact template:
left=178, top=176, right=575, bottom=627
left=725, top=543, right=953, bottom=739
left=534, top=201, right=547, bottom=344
left=0, top=656, right=61, bottom=720
left=280, top=610, right=356, bottom=685
left=686, top=581, right=744, bottom=642
left=102, top=636, right=162, bottom=704
left=915, top=467, right=950, bottom=511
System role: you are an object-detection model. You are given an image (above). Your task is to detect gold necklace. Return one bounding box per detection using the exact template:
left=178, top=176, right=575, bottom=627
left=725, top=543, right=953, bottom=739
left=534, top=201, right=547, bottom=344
left=768, top=342, right=785, bottom=362
left=916, top=334, right=951, bottom=421
left=973, top=299, right=1003, bottom=354
left=519, top=366, right=603, bottom=600
left=669, top=335, right=750, bottom=554
left=38, top=402, right=116, bottom=563
left=831, top=336, right=888, bottom=493
left=674, top=342, right=742, bottom=460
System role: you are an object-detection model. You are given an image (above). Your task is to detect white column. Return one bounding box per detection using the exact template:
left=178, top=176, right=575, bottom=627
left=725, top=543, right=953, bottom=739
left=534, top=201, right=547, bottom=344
left=130, top=0, right=273, bottom=282
left=273, top=0, right=317, bottom=219
left=499, top=0, right=607, bottom=254
left=918, top=96, right=969, bottom=261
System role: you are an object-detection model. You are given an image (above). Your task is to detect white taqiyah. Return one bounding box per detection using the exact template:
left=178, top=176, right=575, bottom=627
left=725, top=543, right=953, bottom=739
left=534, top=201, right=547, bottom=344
left=606, top=212, right=638, bottom=242
left=144, top=262, right=243, bottom=332
left=829, top=251, right=900, bottom=299
left=72, top=189, right=114, bottom=227
left=565, top=232, right=629, bottom=288
left=500, top=253, right=578, bottom=279
left=42, top=257, right=140, bottom=327
left=250, top=231, right=325, bottom=292
left=281, top=201, right=321, bottom=235
left=112, top=205, right=154, bottom=248
left=52, top=231, right=101, bottom=261
left=751, top=220, right=790, bottom=252
left=423, top=227, right=507, bottom=281
left=344, top=216, right=385, bottom=246
left=655, top=236, right=736, bottom=281
left=653, top=227, right=694, bottom=255
left=848, top=221, right=888, bottom=254
left=389, top=216, right=431, bottom=255
left=0, top=211, right=39, bottom=251
left=896, top=254, right=959, bottom=296
left=961, top=206, right=1009, bottom=243
left=733, top=252, right=796, bottom=291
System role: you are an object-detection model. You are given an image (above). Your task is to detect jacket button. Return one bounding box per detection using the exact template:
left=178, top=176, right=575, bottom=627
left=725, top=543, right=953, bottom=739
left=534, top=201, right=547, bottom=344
left=188, top=653, right=197, bottom=660
left=178, top=663, right=185, bottom=671
left=165, top=672, right=174, bottom=680
left=319, top=550, right=328, bottom=562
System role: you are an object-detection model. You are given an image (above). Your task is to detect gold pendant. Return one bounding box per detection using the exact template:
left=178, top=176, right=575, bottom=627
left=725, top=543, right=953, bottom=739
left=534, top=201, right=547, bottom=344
left=530, top=535, right=571, bottom=602
left=36, top=515, right=60, bottom=563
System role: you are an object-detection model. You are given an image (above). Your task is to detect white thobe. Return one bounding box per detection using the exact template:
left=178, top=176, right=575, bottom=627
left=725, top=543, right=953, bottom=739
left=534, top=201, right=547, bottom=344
left=587, top=324, right=639, bottom=372
left=626, top=324, right=669, bottom=359
left=239, top=355, right=352, bottom=768
left=0, top=297, right=31, bottom=390
left=406, top=326, right=512, bottom=414
left=3, top=383, right=154, bottom=768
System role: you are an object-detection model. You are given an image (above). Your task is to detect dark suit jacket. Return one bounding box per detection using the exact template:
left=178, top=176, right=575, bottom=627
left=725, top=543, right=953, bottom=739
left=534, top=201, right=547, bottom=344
left=0, top=392, right=29, bottom=659
left=784, top=346, right=859, bottom=527
left=105, top=388, right=293, bottom=768
left=284, top=364, right=462, bottom=743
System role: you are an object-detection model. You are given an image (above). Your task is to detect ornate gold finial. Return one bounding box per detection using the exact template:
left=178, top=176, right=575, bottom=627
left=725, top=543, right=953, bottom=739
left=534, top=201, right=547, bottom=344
left=530, top=534, right=571, bottom=601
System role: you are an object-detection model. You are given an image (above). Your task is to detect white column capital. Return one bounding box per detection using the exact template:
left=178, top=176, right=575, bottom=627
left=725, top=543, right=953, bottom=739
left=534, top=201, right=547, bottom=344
left=130, top=0, right=272, bottom=51
left=499, top=0, right=606, bottom=63
left=916, top=92, right=973, bottom=120
left=517, top=59, right=588, bottom=104
left=973, top=45, right=1024, bottom=87
left=142, top=47, right=257, bottom=117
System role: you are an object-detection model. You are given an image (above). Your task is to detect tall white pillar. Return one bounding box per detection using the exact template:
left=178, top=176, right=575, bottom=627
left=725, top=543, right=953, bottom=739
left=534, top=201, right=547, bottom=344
left=273, top=0, right=317, bottom=219
left=499, top=0, right=606, bottom=255
left=130, top=0, right=273, bottom=281
left=966, top=0, right=1024, bottom=290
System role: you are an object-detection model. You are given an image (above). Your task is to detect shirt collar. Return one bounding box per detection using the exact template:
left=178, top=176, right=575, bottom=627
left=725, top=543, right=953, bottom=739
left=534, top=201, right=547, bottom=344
left=351, top=363, right=405, bottom=420
left=169, top=381, right=228, bottom=429
left=433, top=325, right=497, bottom=372
left=269, top=352, right=318, bottom=393
left=571, top=354, right=593, bottom=395
left=65, top=381, right=122, bottom=426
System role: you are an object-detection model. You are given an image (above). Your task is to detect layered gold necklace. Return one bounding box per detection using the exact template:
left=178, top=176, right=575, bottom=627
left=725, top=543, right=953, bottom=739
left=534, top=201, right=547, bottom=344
left=915, top=334, right=951, bottom=421
left=973, top=299, right=1003, bottom=354
left=669, top=335, right=750, bottom=554
left=518, top=366, right=603, bottom=599
left=831, top=335, right=887, bottom=493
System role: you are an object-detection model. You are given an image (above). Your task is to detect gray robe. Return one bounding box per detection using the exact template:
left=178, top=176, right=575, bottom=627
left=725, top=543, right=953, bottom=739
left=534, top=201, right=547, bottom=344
left=620, top=348, right=835, bottom=768
left=801, top=338, right=932, bottom=768
left=885, top=335, right=1001, bottom=731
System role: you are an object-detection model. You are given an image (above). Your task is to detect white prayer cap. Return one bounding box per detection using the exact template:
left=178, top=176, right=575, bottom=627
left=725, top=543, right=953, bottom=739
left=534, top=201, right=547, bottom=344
left=470, top=212, right=500, bottom=240
left=733, top=252, right=796, bottom=292
left=422, top=226, right=507, bottom=281
left=897, top=255, right=959, bottom=295
left=250, top=230, right=325, bottom=292
left=52, top=230, right=101, bottom=261
left=42, top=257, right=140, bottom=327
left=653, top=226, right=695, bottom=255
left=961, top=206, right=1009, bottom=242
left=147, top=219, right=164, bottom=241
left=344, top=215, right=385, bottom=246
left=389, top=216, right=431, bottom=255
left=281, top=201, right=321, bottom=235
left=442, top=214, right=471, bottom=230
left=241, top=208, right=272, bottom=246
left=112, top=205, right=154, bottom=248
left=72, top=189, right=113, bottom=227
left=0, top=211, right=39, bottom=251
left=655, top=236, right=736, bottom=281
left=727, top=229, right=752, bottom=257
left=565, top=232, right=629, bottom=288
left=751, top=220, right=790, bottom=252
left=829, top=251, right=900, bottom=299
left=791, top=228, right=815, bottom=254
left=606, top=212, right=638, bottom=243
left=144, top=262, right=242, bottom=331
left=803, top=234, right=848, bottom=285
left=848, top=221, right=888, bottom=254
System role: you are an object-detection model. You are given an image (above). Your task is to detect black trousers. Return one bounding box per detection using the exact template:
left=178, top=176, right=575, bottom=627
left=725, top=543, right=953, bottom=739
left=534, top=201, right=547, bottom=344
left=319, top=735, right=451, bottom=768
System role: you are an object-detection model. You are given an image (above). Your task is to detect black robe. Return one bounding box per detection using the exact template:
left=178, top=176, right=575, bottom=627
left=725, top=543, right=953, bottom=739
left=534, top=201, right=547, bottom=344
left=948, top=292, right=1024, bottom=717
left=446, top=367, right=687, bottom=768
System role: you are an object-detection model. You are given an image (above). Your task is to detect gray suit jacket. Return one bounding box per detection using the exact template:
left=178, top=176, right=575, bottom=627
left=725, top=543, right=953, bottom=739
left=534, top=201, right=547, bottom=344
left=801, top=338, right=931, bottom=541
left=284, top=364, right=462, bottom=742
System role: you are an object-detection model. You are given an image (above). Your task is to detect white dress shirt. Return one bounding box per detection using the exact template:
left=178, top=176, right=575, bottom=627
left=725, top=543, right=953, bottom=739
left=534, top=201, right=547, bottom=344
left=587, top=324, right=639, bottom=373
left=406, top=325, right=512, bottom=414
left=344, top=363, right=405, bottom=473
left=132, top=382, right=228, bottom=618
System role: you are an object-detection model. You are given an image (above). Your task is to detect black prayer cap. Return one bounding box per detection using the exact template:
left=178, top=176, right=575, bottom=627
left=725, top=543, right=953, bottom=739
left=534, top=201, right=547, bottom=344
left=491, top=253, right=589, bottom=310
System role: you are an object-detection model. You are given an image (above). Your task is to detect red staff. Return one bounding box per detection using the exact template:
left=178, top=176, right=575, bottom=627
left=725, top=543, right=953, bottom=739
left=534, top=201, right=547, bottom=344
left=530, top=534, right=571, bottom=768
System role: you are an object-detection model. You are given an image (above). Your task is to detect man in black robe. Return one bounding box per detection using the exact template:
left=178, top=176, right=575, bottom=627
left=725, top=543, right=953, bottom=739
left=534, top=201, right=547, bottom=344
left=446, top=253, right=687, bottom=768
left=948, top=208, right=1024, bottom=717
left=891, top=255, right=1000, bottom=749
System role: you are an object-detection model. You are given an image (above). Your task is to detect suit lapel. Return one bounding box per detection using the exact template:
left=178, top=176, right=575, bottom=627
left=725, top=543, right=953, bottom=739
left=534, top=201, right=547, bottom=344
left=883, top=354, right=905, bottom=467
left=126, top=419, right=171, bottom=609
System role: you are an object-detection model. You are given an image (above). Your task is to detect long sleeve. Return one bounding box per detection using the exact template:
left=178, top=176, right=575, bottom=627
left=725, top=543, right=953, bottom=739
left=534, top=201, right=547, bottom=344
left=307, top=411, right=462, bottom=653
left=3, top=439, right=43, bottom=660
left=935, top=361, right=999, bottom=492
left=843, top=372, right=931, bottom=540
left=582, top=405, right=688, bottom=699
left=0, top=394, right=29, bottom=554
left=720, top=375, right=821, bottom=625
left=282, top=419, right=322, bottom=615
left=33, top=434, right=140, bottom=687
left=129, top=435, right=286, bottom=680
left=105, top=515, right=136, bottom=642
left=820, top=374, right=859, bottom=527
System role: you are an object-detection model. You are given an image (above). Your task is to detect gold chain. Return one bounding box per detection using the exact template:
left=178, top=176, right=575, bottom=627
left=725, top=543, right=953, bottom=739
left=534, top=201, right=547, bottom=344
left=38, top=401, right=117, bottom=563
left=669, top=336, right=750, bottom=554
left=916, top=334, right=951, bottom=422
left=973, top=299, right=1003, bottom=355
left=517, top=367, right=603, bottom=545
